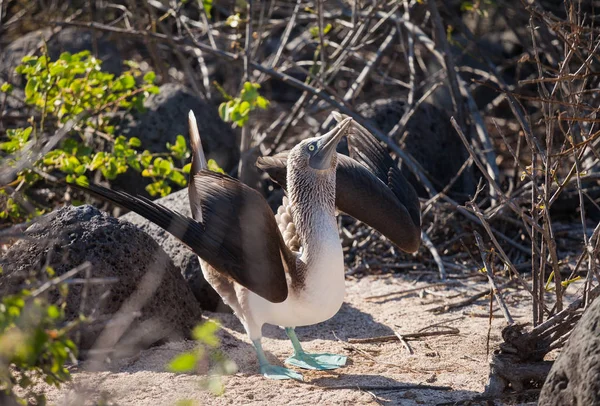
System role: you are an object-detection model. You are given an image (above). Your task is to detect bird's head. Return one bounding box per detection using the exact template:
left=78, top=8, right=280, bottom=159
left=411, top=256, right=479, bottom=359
left=286, top=117, right=352, bottom=213
left=287, top=117, right=352, bottom=175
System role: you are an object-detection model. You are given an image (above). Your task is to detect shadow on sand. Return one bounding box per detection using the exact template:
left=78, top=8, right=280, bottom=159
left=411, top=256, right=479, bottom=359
left=308, top=374, right=483, bottom=405
left=214, top=302, right=395, bottom=341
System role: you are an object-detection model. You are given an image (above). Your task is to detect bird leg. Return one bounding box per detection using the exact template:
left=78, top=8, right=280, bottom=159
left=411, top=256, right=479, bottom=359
left=284, top=327, right=347, bottom=370
left=252, top=338, right=303, bottom=381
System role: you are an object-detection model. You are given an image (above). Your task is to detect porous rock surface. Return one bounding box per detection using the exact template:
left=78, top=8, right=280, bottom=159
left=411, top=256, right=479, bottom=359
left=120, top=188, right=225, bottom=312
left=358, top=99, right=476, bottom=197
left=539, top=296, right=600, bottom=406
left=0, top=205, right=202, bottom=354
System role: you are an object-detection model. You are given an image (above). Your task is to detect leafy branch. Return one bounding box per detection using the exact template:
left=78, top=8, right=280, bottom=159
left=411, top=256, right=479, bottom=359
left=0, top=50, right=225, bottom=224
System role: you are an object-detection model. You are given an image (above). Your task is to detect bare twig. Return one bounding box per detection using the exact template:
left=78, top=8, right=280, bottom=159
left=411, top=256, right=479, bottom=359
left=348, top=327, right=460, bottom=344
left=429, top=280, right=516, bottom=314
left=473, top=231, right=514, bottom=325
left=322, top=384, right=452, bottom=391
left=365, top=281, right=462, bottom=301
left=422, top=231, right=446, bottom=281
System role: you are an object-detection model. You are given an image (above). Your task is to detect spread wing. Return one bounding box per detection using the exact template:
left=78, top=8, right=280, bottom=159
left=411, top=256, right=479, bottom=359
left=257, top=122, right=421, bottom=253
left=342, top=116, right=421, bottom=229
left=79, top=172, right=291, bottom=303
left=335, top=154, right=420, bottom=252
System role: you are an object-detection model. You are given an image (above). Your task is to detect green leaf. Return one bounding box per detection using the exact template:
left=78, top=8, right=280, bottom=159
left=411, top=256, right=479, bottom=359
left=309, top=26, right=319, bottom=39
left=58, top=52, right=73, bottom=63
left=141, top=168, right=154, bottom=177
left=167, top=352, right=198, bottom=373
left=308, top=24, right=333, bottom=39
left=238, top=101, right=251, bottom=116
left=203, top=0, right=213, bottom=17
left=176, top=134, right=186, bottom=149
left=121, top=74, right=136, bottom=90
left=89, top=152, right=106, bottom=170
left=24, top=79, right=37, bottom=100
left=47, top=305, right=61, bottom=319
left=154, top=157, right=173, bottom=176
left=218, top=102, right=229, bottom=122
left=145, top=180, right=171, bottom=197
left=168, top=134, right=188, bottom=160
left=240, top=82, right=259, bottom=103
left=256, top=96, right=269, bottom=109
left=46, top=266, right=55, bottom=277
left=235, top=116, right=248, bottom=127
left=192, top=320, right=220, bottom=347
left=143, top=71, right=156, bottom=84
left=127, top=155, right=142, bottom=172
left=1, top=83, right=13, bottom=93
left=74, top=175, right=89, bottom=187
left=74, top=164, right=87, bottom=176
left=182, top=163, right=192, bottom=174
left=170, top=171, right=187, bottom=187
left=207, top=159, right=225, bottom=174
left=128, top=137, right=142, bottom=148
left=102, top=158, right=119, bottom=180
left=124, top=60, right=140, bottom=70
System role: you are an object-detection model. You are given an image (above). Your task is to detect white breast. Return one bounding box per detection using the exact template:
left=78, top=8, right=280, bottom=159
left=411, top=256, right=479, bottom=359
left=247, top=211, right=345, bottom=329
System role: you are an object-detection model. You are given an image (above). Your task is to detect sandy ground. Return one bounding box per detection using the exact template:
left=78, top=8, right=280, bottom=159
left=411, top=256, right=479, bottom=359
left=42, top=274, right=540, bottom=406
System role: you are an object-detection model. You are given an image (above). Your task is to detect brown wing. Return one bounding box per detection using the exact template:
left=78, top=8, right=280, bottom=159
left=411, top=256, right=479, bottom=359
left=80, top=172, right=290, bottom=303
left=257, top=151, right=289, bottom=188
left=335, top=155, right=420, bottom=253
left=344, top=118, right=422, bottom=229
left=257, top=152, right=421, bottom=253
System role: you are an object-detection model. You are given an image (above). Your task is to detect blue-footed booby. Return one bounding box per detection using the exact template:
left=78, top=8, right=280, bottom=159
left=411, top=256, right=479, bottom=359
left=257, top=111, right=421, bottom=252
left=78, top=111, right=421, bottom=381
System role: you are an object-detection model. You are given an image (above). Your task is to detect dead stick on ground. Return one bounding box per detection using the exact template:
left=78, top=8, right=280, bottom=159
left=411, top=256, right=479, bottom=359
left=333, top=331, right=412, bottom=370
left=365, top=281, right=462, bottom=301
left=348, top=327, right=460, bottom=344
left=393, top=330, right=414, bottom=354
left=322, top=384, right=452, bottom=391
left=429, top=280, right=516, bottom=314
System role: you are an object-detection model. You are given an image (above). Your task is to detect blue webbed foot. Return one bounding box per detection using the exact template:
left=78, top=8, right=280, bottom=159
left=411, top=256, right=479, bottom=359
left=285, top=352, right=347, bottom=370
left=260, top=364, right=304, bottom=381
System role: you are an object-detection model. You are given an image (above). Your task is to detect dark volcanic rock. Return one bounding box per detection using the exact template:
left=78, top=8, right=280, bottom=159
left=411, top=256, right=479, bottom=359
left=539, top=297, right=600, bottom=406
left=0, top=27, right=122, bottom=86
left=120, top=188, right=226, bottom=312
left=0, top=205, right=202, bottom=355
left=0, top=29, right=51, bottom=85
left=115, top=83, right=239, bottom=196
left=0, top=27, right=122, bottom=122
left=122, top=83, right=238, bottom=168
left=358, top=99, right=476, bottom=198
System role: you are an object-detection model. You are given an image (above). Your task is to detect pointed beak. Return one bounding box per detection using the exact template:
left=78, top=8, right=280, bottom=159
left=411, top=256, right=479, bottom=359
left=309, top=117, right=353, bottom=170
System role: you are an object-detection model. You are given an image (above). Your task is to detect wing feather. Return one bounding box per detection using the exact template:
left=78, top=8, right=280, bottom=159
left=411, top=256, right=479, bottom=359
left=257, top=116, right=422, bottom=253
left=344, top=118, right=422, bottom=229
left=79, top=173, right=290, bottom=303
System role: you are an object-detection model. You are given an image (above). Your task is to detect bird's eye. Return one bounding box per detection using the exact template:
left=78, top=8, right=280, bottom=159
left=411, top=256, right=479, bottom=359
left=308, top=144, right=315, bottom=152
